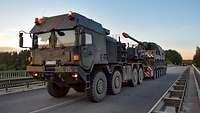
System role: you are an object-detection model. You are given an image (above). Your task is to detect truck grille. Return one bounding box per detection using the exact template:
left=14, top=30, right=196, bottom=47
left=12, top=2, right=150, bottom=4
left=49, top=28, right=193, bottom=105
left=45, top=66, right=55, bottom=72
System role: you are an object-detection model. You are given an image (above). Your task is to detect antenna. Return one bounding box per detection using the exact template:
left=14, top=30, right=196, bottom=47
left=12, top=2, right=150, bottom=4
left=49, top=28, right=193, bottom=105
left=118, top=36, right=121, bottom=42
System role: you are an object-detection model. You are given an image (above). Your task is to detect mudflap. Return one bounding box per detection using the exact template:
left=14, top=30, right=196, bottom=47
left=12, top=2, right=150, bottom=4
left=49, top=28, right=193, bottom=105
left=86, top=74, right=91, bottom=94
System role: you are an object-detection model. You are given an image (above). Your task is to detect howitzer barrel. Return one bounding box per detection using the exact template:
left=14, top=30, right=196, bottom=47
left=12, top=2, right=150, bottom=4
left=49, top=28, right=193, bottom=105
left=122, top=32, right=143, bottom=45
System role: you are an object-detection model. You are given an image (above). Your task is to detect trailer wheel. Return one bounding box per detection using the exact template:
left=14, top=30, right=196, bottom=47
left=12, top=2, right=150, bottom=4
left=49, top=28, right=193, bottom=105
left=87, top=71, right=107, bottom=102
left=158, top=69, right=161, bottom=77
left=47, top=81, right=69, bottom=98
left=156, top=69, right=159, bottom=78
left=138, top=68, right=144, bottom=84
left=128, top=68, right=138, bottom=87
left=108, top=70, right=122, bottom=95
left=165, top=68, right=167, bottom=75
left=152, top=69, right=156, bottom=79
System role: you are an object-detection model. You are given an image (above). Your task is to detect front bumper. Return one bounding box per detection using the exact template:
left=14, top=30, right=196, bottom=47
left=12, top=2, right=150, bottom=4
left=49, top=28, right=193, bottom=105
left=26, top=65, right=87, bottom=81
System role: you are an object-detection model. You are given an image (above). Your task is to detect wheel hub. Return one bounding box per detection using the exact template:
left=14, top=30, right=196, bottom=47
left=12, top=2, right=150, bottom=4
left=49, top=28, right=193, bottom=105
left=114, top=76, right=120, bottom=88
left=96, top=79, right=104, bottom=94
left=133, top=70, right=137, bottom=82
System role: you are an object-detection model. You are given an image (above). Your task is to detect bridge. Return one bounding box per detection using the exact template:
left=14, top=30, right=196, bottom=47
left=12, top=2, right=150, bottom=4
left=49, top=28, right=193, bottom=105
left=0, top=66, right=199, bottom=113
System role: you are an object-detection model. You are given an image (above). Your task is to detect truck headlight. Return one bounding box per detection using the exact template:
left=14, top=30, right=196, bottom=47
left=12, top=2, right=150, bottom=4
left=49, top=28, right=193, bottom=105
left=72, top=73, right=78, bottom=78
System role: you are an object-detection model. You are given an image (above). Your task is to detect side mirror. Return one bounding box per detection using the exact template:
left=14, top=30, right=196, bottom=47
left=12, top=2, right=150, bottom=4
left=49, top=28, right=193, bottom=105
left=19, top=33, right=24, bottom=48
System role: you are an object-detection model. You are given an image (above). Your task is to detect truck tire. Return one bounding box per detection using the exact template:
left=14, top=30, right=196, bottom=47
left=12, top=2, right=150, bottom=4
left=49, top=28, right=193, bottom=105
left=87, top=71, right=107, bottom=102
left=138, top=68, right=144, bottom=84
left=158, top=69, right=160, bottom=77
left=73, top=85, right=85, bottom=92
left=128, top=67, right=138, bottom=87
left=158, top=69, right=161, bottom=77
left=165, top=68, right=167, bottom=75
left=152, top=69, right=156, bottom=79
left=47, top=81, right=70, bottom=98
left=156, top=69, right=159, bottom=78
left=108, top=70, right=122, bottom=95
left=160, top=69, right=163, bottom=76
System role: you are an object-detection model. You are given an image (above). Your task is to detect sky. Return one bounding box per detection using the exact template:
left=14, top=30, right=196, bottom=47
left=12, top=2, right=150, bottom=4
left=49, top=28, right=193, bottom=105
left=0, top=0, right=200, bottom=59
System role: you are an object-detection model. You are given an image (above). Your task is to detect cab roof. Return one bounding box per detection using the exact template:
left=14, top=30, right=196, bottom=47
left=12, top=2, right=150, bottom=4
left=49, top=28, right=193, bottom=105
left=30, top=12, right=110, bottom=35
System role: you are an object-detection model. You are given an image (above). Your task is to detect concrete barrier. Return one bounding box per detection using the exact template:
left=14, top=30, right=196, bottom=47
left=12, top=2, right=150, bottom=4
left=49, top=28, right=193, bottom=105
left=192, top=64, right=200, bottom=101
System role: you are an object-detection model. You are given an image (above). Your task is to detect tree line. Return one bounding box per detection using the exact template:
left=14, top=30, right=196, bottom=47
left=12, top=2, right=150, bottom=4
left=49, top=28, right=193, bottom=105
left=0, top=49, right=185, bottom=71
left=165, top=49, right=183, bottom=65
left=0, top=50, right=30, bottom=71
left=0, top=47, right=199, bottom=71
left=193, top=46, right=200, bottom=68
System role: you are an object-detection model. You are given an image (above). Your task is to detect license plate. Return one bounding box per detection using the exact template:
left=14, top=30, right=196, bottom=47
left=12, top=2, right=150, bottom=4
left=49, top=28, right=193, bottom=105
left=46, top=61, right=56, bottom=65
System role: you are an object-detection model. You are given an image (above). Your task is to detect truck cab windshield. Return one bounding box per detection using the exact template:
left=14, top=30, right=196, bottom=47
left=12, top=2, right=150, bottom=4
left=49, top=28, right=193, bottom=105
left=35, top=30, right=76, bottom=48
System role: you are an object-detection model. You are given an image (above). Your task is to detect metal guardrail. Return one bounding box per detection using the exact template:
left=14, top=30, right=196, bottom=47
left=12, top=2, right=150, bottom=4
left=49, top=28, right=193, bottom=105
left=0, top=70, right=28, bottom=79
left=0, top=70, right=45, bottom=92
left=148, top=67, right=189, bottom=113
left=192, top=64, right=200, bottom=101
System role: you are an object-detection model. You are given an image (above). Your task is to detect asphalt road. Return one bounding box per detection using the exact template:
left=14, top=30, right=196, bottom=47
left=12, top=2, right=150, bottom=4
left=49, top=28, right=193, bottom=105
left=0, top=66, right=186, bottom=113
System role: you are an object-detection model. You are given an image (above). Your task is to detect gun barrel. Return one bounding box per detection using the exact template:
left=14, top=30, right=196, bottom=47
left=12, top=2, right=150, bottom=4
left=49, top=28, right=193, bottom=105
left=122, top=32, right=143, bottom=45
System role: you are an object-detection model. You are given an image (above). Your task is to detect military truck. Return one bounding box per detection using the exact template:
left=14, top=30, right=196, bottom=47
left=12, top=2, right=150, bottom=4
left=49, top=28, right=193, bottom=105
left=19, top=11, right=166, bottom=102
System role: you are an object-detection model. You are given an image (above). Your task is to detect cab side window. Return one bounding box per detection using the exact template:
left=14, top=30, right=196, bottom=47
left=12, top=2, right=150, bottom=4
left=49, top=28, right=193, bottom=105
left=85, top=33, right=92, bottom=45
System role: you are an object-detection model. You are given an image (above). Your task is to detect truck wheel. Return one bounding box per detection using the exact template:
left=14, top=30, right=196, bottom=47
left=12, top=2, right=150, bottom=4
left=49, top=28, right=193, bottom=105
left=87, top=71, right=107, bottom=102
left=47, top=81, right=69, bottom=98
left=156, top=69, right=159, bottom=78
left=138, top=68, right=144, bottom=84
left=152, top=69, right=156, bottom=79
left=108, top=70, right=122, bottom=95
left=73, top=85, right=85, bottom=92
left=158, top=69, right=161, bottom=77
left=165, top=68, right=167, bottom=75
left=161, top=68, right=164, bottom=76
left=128, top=68, right=138, bottom=87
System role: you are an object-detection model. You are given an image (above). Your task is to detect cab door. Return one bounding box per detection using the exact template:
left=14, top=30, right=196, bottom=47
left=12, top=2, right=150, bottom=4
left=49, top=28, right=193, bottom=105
left=80, top=33, right=94, bottom=70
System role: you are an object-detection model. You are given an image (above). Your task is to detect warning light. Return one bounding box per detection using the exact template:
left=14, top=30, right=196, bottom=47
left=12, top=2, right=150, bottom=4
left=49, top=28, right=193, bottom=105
left=67, top=11, right=75, bottom=20
left=67, top=11, right=73, bottom=16
left=35, top=18, right=44, bottom=25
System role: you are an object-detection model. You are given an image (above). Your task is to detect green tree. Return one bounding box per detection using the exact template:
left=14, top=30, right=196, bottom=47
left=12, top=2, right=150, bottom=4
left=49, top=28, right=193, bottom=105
left=193, top=46, right=200, bottom=67
left=0, top=50, right=30, bottom=70
left=165, top=49, right=183, bottom=65
left=17, top=50, right=30, bottom=70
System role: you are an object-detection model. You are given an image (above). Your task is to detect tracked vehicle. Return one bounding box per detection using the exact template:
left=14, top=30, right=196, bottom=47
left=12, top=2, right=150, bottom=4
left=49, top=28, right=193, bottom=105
left=19, top=11, right=166, bottom=102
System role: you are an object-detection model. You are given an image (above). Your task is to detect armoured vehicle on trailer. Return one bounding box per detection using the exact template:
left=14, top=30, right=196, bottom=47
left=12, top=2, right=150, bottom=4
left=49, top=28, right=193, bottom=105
left=122, top=33, right=167, bottom=79
left=19, top=11, right=166, bottom=102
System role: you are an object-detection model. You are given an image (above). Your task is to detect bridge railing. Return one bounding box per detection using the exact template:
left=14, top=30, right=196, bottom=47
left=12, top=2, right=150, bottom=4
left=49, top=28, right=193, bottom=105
left=148, top=67, right=189, bottom=113
left=192, top=64, right=200, bottom=101
left=0, top=70, right=29, bottom=80
left=0, top=70, right=45, bottom=92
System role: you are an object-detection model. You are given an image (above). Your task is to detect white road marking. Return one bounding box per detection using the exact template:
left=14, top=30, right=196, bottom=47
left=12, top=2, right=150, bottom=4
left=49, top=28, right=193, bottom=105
left=29, top=96, right=85, bottom=113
